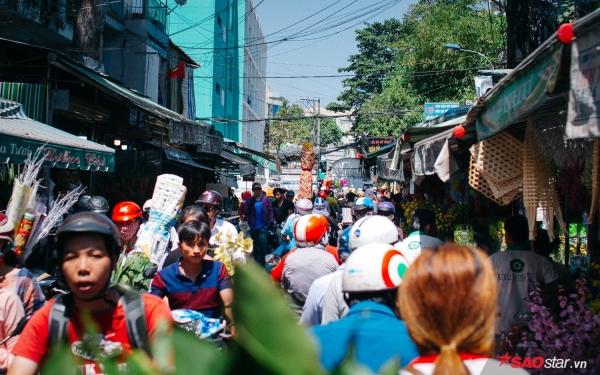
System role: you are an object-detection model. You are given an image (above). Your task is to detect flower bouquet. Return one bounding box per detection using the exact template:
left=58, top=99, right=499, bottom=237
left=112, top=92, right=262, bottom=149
left=213, top=231, right=253, bottom=275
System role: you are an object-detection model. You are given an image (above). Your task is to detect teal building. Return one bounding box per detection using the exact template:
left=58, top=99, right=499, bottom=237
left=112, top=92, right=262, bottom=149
left=169, top=0, right=267, bottom=151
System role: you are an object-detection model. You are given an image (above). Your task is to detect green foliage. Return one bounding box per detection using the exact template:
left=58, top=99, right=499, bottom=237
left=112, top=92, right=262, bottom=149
left=231, top=262, right=325, bottom=375
left=266, top=100, right=344, bottom=151
left=345, top=0, right=506, bottom=137
left=337, top=19, right=406, bottom=109
left=112, top=252, right=154, bottom=291
left=320, top=118, right=344, bottom=147
left=265, top=100, right=312, bottom=153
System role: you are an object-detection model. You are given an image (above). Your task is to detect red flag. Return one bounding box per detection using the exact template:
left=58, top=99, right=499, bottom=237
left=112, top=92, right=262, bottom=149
left=167, top=61, right=186, bottom=79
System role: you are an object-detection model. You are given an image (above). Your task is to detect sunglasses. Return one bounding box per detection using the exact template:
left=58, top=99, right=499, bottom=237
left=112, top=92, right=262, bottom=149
left=202, top=205, right=218, bottom=212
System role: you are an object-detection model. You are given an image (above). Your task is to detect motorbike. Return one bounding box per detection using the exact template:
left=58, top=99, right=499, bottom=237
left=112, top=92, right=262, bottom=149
left=171, top=309, right=231, bottom=348
left=31, top=269, right=68, bottom=299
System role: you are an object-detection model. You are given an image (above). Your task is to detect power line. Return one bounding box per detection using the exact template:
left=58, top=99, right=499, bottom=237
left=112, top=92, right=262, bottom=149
left=182, top=0, right=266, bottom=50
left=192, top=66, right=487, bottom=79
left=175, top=0, right=401, bottom=51
left=198, top=109, right=422, bottom=123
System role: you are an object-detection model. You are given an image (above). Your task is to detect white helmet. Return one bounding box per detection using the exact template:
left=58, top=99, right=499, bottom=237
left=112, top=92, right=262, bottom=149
left=342, top=243, right=411, bottom=293
left=349, top=216, right=399, bottom=251
left=313, top=197, right=329, bottom=217
left=294, top=198, right=313, bottom=215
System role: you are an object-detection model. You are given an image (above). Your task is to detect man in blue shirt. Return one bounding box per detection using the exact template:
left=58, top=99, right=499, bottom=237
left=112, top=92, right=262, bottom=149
left=243, top=182, right=274, bottom=266
left=311, top=243, right=418, bottom=372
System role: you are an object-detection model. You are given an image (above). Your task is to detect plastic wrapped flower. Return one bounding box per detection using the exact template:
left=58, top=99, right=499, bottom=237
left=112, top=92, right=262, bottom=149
left=213, top=231, right=253, bottom=275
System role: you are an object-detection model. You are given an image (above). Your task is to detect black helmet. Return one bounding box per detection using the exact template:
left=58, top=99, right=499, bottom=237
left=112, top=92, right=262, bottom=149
left=78, top=195, right=92, bottom=211
left=87, top=196, right=110, bottom=214
left=56, top=212, right=122, bottom=256
left=195, top=190, right=223, bottom=207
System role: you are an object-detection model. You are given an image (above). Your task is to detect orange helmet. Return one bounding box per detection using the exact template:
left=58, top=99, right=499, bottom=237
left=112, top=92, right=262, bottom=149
left=294, top=214, right=329, bottom=248
left=111, top=201, right=142, bottom=222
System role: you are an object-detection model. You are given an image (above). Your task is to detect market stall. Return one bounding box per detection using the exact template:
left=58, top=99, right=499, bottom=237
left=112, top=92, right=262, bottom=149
left=0, top=99, right=115, bottom=171
left=461, top=9, right=600, bottom=263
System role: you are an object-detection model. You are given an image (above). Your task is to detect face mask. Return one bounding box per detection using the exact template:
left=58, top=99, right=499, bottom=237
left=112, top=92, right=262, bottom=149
left=118, top=221, right=140, bottom=242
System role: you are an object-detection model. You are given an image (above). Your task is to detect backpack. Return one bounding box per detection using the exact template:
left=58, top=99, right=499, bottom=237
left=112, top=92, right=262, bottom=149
left=48, top=285, right=151, bottom=357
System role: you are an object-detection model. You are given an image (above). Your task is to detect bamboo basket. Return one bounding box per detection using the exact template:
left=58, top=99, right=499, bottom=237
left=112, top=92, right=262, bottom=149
left=522, top=119, right=565, bottom=241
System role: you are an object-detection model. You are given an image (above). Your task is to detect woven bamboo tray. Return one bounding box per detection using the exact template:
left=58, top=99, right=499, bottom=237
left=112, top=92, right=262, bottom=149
left=469, top=143, right=521, bottom=206
left=471, top=132, right=522, bottom=184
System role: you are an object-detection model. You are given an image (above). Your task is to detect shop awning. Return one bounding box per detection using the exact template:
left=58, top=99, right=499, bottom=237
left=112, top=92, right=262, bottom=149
left=366, top=115, right=467, bottom=160
left=249, top=154, right=279, bottom=175
left=467, top=9, right=600, bottom=141
left=220, top=149, right=251, bottom=166
left=410, top=115, right=476, bottom=182
left=464, top=15, right=600, bottom=139
left=408, top=115, right=467, bottom=143
left=164, top=146, right=214, bottom=171
left=411, top=127, right=455, bottom=177
left=0, top=99, right=115, bottom=171
left=50, top=53, right=222, bottom=152
left=50, top=55, right=193, bottom=123
left=366, top=142, right=395, bottom=159
left=219, top=149, right=256, bottom=176
left=222, top=139, right=279, bottom=174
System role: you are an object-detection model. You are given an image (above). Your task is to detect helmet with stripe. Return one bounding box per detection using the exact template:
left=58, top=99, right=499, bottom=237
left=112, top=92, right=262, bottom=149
left=293, top=214, right=329, bottom=248
left=342, top=243, right=411, bottom=293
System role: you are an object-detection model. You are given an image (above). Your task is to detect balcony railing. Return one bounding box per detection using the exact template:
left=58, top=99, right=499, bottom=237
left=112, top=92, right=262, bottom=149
left=0, top=0, right=75, bottom=28
left=125, top=0, right=166, bottom=32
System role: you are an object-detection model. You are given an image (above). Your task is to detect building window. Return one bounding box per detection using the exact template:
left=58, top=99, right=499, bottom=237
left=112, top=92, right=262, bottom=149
left=247, top=96, right=252, bottom=105
left=221, top=88, right=225, bottom=106
left=215, top=83, right=221, bottom=93
left=217, top=16, right=222, bottom=27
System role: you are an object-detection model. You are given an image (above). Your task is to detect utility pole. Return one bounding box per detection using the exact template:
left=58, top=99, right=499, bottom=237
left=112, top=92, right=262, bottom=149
left=316, top=98, right=321, bottom=189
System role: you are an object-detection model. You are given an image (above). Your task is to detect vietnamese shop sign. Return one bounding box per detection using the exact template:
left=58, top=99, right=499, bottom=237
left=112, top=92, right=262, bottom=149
left=367, top=137, right=395, bottom=153
left=477, top=45, right=563, bottom=140
left=0, top=135, right=115, bottom=171
left=423, top=102, right=459, bottom=121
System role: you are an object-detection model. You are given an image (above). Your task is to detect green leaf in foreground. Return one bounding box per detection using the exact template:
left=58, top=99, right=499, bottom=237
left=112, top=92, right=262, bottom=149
left=232, top=262, right=325, bottom=375
left=41, top=344, right=78, bottom=375
left=170, top=328, right=228, bottom=375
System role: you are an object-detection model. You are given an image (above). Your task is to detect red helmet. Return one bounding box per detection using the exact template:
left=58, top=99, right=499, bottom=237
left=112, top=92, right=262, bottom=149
left=294, top=214, right=330, bottom=248
left=111, top=201, right=142, bottom=223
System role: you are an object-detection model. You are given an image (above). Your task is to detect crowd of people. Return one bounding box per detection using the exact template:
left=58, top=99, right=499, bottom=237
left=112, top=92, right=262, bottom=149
left=0, top=180, right=570, bottom=374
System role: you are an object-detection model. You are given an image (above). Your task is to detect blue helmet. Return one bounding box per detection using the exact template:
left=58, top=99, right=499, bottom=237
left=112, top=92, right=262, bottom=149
left=355, top=197, right=374, bottom=209
left=377, top=201, right=396, bottom=216
left=338, top=226, right=352, bottom=261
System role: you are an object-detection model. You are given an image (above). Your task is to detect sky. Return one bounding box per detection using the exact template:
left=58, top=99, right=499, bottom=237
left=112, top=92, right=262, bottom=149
left=255, top=0, right=416, bottom=107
